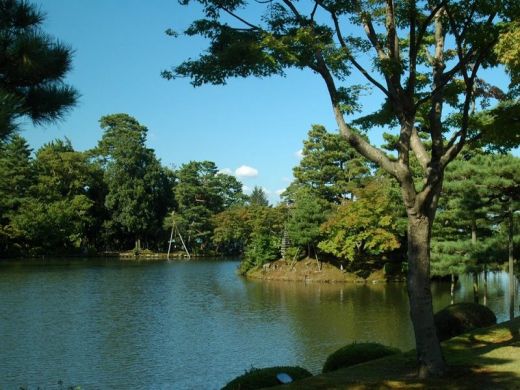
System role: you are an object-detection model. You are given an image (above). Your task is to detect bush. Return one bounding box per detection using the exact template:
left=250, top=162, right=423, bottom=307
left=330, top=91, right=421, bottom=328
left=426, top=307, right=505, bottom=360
left=434, top=302, right=497, bottom=341
left=322, top=343, right=400, bottom=373
left=221, top=366, right=312, bottom=390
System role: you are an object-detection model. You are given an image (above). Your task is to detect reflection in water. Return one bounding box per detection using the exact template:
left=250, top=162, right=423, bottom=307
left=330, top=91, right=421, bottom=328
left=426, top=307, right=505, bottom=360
left=0, top=259, right=518, bottom=389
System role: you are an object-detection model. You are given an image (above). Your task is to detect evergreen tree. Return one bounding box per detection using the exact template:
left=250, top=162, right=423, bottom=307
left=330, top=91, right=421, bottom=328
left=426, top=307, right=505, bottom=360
left=9, top=139, right=102, bottom=254
left=0, top=134, right=33, bottom=254
left=95, top=113, right=174, bottom=251
left=249, top=186, right=269, bottom=206
left=174, top=160, right=245, bottom=254
left=292, top=125, right=370, bottom=203
left=286, top=187, right=330, bottom=262
left=0, top=0, right=78, bottom=140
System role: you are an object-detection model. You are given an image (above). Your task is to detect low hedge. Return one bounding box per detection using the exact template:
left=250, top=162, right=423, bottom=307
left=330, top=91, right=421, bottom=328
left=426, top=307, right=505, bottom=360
left=434, top=302, right=497, bottom=341
left=322, top=342, right=400, bottom=373
left=221, top=366, right=312, bottom=390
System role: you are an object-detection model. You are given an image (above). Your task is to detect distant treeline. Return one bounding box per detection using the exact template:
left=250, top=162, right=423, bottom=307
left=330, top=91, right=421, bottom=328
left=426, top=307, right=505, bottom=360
left=1, top=117, right=518, bottom=279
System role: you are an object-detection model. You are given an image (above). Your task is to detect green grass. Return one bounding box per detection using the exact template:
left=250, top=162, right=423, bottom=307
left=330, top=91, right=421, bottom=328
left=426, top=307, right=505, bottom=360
left=280, top=316, right=520, bottom=389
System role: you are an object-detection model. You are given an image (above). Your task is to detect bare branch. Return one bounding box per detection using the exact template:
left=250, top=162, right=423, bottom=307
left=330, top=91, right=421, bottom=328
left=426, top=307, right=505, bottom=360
left=313, top=52, right=401, bottom=180
left=282, top=0, right=304, bottom=23
left=219, top=6, right=261, bottom=30
left=318, top=3, right=390, bottom=97
left=411, top=127, right=430, bottom=171
left=352, top=0, right=387, bottom=61
left=415, top=1, right=446, bottom=53
left=385, top=0, right=400, bottom=63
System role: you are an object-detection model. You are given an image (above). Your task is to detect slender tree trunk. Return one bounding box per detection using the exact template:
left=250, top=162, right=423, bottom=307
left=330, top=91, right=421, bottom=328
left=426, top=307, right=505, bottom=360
left=450, top=273, right=455, bottom=305
left=483, top=265, right=488, bottom=307
left=471, top=220, right=479, bottom=304
left=473, top=273, right=480, bottom=304
left=406, top=213, right=445, bottom=377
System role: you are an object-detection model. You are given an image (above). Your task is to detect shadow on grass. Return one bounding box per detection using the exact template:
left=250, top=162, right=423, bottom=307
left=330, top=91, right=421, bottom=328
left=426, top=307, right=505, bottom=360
left=280, top=317, right=520, bottom=390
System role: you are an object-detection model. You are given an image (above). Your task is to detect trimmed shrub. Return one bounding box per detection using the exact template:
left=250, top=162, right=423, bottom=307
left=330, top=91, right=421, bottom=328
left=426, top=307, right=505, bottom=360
left=221, top=366, right=312, bottom=390
left=434, top=302, right=497, bottom=341
left=322, top=343, right=400, bottom=373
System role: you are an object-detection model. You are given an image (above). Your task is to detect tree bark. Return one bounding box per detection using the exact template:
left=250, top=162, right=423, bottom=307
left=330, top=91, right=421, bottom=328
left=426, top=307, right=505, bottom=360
left=473, top=273, right=479, bottom=304
left=450, top=273, right=455, bottom=305
left=406, top=213, right=445, bottom=378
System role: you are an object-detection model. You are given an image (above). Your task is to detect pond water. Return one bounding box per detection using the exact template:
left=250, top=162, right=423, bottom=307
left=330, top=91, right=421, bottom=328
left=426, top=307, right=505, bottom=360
left=0, top=258, right=518, bottom=389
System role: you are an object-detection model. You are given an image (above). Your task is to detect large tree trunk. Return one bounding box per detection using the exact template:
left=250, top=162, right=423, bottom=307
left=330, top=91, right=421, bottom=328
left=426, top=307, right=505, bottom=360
left=406, top=213, right=445, bottom=377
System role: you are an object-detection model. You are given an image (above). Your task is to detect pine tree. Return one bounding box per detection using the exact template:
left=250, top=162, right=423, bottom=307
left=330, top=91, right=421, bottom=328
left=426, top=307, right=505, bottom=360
left=0, top=0, right=78, bottom=140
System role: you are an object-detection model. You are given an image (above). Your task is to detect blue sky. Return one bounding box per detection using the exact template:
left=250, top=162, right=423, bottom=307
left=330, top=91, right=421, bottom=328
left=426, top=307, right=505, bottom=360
left=23, top=1, right=512, bottom=203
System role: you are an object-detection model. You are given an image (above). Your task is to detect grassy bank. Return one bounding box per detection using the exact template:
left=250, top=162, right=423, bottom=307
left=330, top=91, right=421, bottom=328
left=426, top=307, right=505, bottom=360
left=278, top=316, right=520, bottom=389
left=246, top=258, right=405, bottom=283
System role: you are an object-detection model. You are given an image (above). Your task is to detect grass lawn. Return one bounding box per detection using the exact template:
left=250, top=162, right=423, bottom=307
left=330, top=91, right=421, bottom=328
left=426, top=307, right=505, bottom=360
left=278, top=316, right=520, bottom=389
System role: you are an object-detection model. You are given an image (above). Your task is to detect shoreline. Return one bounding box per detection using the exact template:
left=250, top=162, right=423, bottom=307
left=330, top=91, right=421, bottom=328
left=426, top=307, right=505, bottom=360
left=245, top=258, right=406, bottom=284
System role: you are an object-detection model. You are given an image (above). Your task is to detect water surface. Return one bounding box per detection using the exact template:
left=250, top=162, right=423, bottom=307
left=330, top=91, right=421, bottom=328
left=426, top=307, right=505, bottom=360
left=0, top=258, right=517, bottom=389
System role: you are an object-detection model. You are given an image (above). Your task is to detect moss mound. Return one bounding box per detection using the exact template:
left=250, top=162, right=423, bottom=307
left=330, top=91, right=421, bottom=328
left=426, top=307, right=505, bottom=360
left=434, top=302, right=497, bottom=341
left=221, top=366, right=312, bottom=390
left=322, top=343, right=400, bottom=373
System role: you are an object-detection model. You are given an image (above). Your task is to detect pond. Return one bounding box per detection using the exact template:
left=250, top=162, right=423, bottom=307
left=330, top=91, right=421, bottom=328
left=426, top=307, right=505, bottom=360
left=0, top=258, right=518, bottom=389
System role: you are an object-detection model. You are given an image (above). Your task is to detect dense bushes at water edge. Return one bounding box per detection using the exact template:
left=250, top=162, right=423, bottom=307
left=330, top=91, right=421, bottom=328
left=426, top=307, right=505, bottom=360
left=221, top=366, right=312, bottom=390
left=434, top=302, right=497, bottom=341
left=322, top=342, right=401, bottom=373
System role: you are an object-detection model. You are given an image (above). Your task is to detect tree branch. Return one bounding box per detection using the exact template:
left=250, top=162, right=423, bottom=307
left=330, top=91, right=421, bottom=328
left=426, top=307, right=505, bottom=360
left=313, top=52, right=401, bottom=180
left=320, top=3, right=390, bottom=97
left=411, top=127, right=430, bottom=171
left=219, top=6, right=261, bottom=30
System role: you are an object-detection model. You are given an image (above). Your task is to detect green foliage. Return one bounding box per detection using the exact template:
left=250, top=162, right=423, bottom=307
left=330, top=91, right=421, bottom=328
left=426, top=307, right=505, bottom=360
left=212, top=205, right=252, bottom=255
left=290, top=125, right=370, bottom=204
left=495, top=21, right=520, bottom=96
left=95, top=113, right=174, bottom=250
left=174, top=160, right=245, bottom=254
left=319, top=177, right=405, bottom=263
left=322, top=343, right=400, bottom=373
left=239, top=205, right=285, bottom=274
left=432, top=152, right=520, bottom=276
left=222, top=366, right=312, bottom=390
left=434, top=303, right=497, bottom=342
left=5, top=139, right=103, bottom=254
left=0, top=0, right=78, bottom=140
left=286, top=187, right=330, bottom=256
left=249, top=186, right=269, bottom=206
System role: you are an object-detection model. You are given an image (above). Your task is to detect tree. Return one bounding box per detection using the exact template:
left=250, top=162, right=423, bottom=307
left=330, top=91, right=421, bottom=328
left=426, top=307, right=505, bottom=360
left=166, top=1, right=520, bottom=375
left=212, top=205, right=253, bottom=255
left=0, top=0, right=78, bottom=140
left=174, top=160, right=246, bottom=254
left=249, top=186, right=269, bottom=206
left=9, top=139, right=102, bottom=254
left=286, top=187, right=330, bottom=264
left=95, top=114, right=174, bottom=251
left=292, top=125, right=370, bottom=203
left=239, top=204, right=286, bottom=274
left=0, top=134, right=33, bottom=254
left=319, top=176, right=405, bottom=266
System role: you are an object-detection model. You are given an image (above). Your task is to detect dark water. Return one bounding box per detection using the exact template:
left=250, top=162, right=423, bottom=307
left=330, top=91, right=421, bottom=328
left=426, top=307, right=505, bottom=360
left=0, top=258, right=518, bottom=389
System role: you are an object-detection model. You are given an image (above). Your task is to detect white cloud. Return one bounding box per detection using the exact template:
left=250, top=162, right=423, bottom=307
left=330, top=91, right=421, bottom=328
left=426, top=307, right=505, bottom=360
left=235, top=165, right=259, bottom=178
left=295, top=149, right=304, bottom=159
left=262, top=187, right=272, bottom=195
left=242, top=185, right=251, bottom=194
left=218, top=168, right=233, bottom=175
left=275, top=188, right=286, bottom=196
